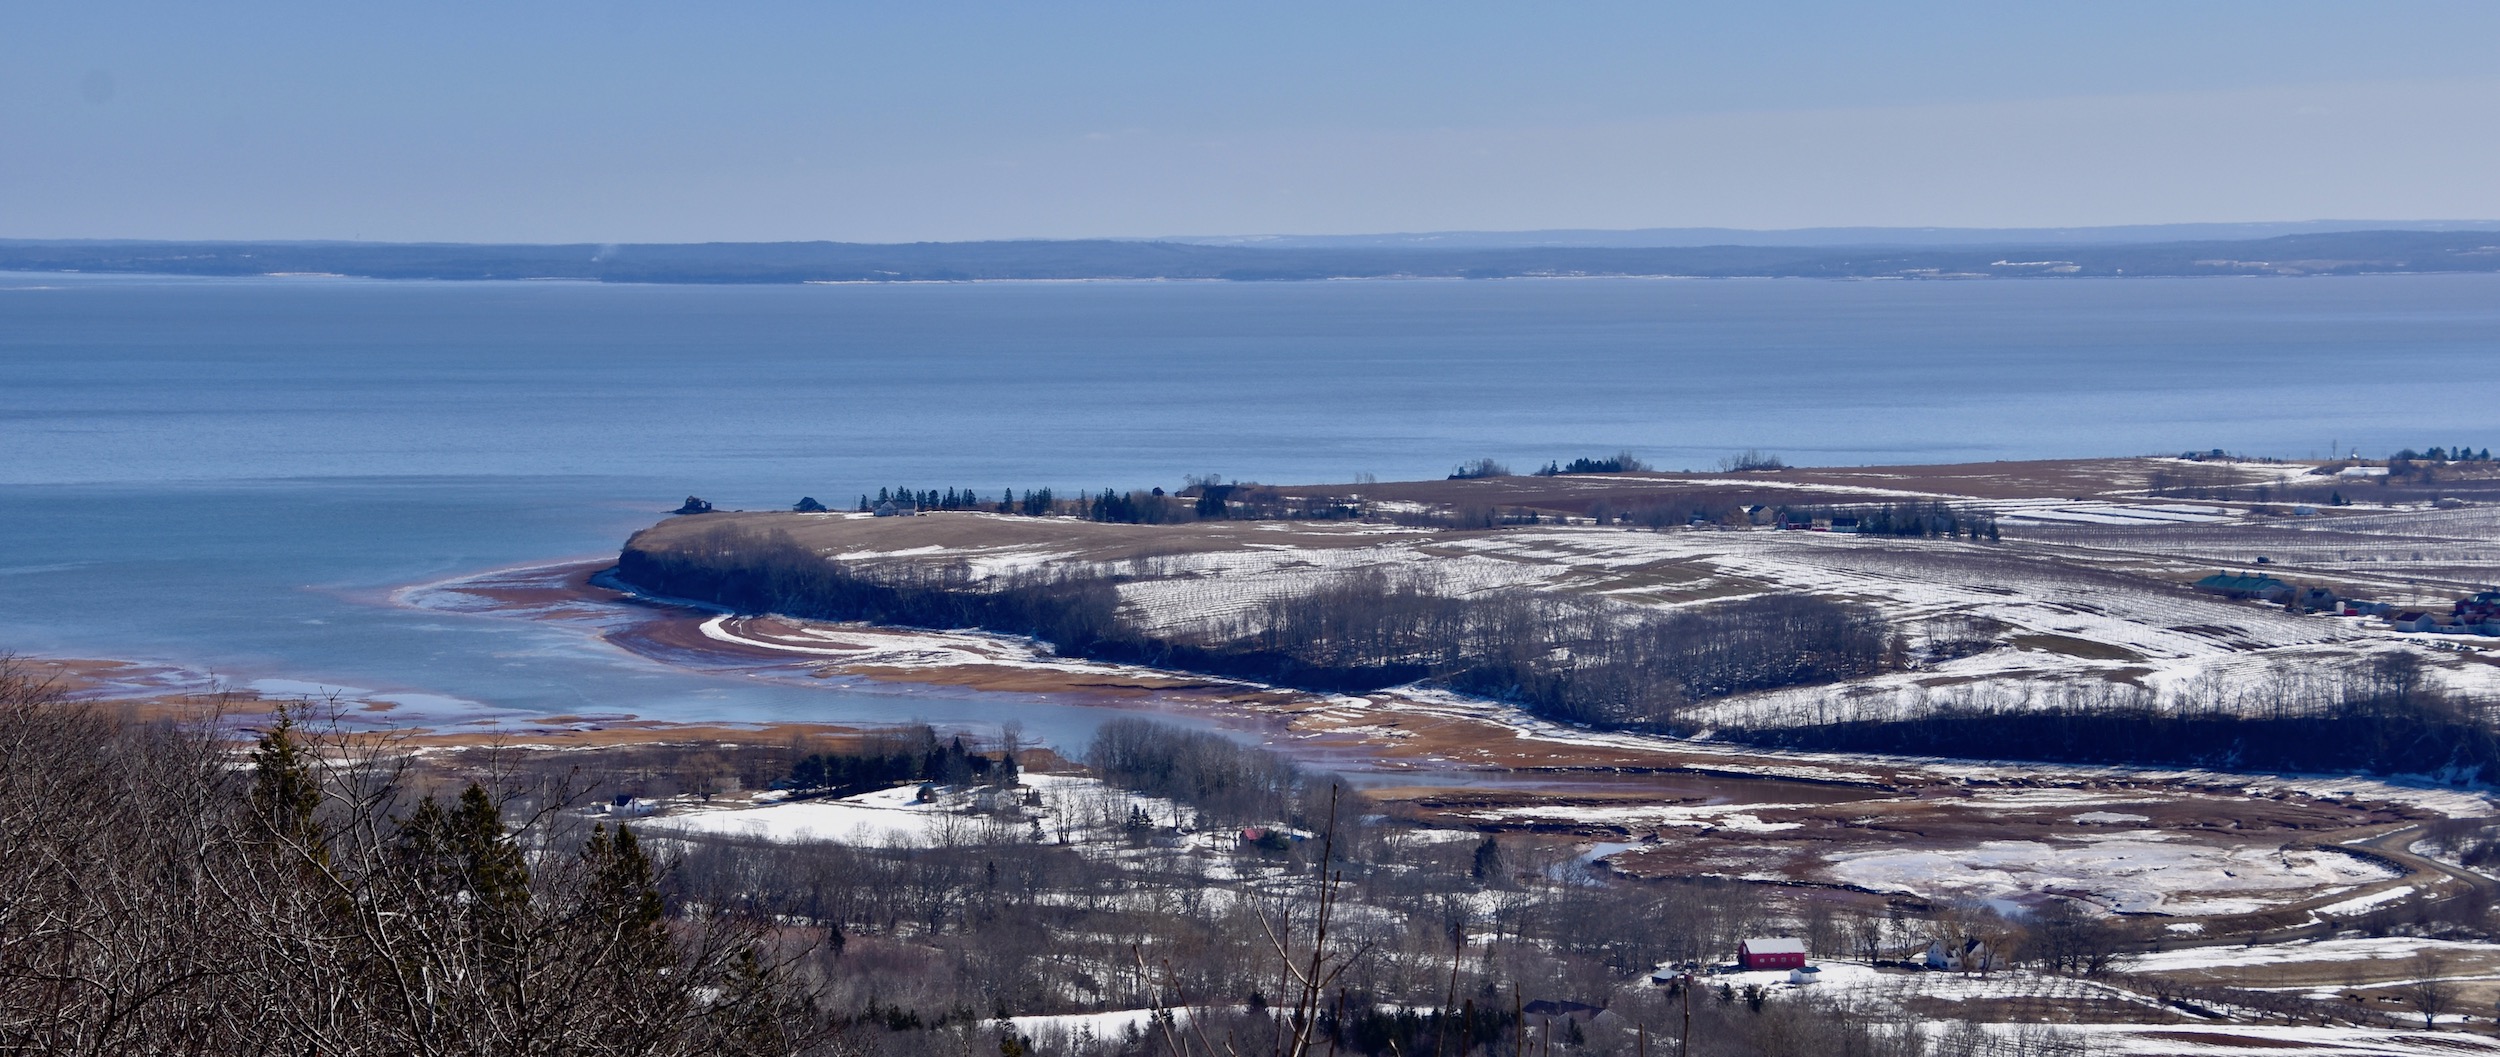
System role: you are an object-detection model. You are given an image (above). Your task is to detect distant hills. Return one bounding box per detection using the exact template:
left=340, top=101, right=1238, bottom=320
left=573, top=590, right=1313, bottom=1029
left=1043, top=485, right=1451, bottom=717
left=1156, top=219, right=2500, bottom=249
left=6, top=226, right=2500, bottom=284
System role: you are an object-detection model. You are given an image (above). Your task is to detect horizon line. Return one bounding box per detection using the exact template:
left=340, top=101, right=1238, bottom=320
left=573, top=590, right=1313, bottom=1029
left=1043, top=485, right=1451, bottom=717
left=11, top=218, right=2500, bottom=249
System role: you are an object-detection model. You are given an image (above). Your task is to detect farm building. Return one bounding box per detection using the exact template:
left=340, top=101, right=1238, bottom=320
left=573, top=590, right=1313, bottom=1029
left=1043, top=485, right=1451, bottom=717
left=2459, top=591, right=2500, bottom=625
left=2193, top=572, right=2291, bottom=601
left=1737, top=937, right=1808, bottom=971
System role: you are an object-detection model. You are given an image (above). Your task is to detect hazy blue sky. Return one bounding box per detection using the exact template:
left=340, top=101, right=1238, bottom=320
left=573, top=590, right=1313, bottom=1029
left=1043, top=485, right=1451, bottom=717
left=8, top=2, right=2500, bottom=242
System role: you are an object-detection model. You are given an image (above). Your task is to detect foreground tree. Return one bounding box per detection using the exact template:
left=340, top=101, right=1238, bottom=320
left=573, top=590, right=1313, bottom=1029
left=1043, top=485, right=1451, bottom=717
left=0, top=662, right=833, bottom=1055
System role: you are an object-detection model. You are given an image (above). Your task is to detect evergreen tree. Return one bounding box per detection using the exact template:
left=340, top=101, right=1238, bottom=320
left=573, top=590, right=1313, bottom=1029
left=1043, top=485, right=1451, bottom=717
left=397, top=783, right=532, bottom=920
left=712, top=948, right=799, bottom=1055
left=249, top=706, right=329, bottom=862
left=389, top=782, right=534, bottom=1012
left=579, top=823, right=672, bottom=977
left=1470, top=835, right=1503, bottom=883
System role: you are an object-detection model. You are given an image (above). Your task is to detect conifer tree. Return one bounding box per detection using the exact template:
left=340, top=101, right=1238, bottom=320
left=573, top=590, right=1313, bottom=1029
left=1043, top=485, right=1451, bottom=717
left=249, top=706, right=327, bottom=858
left=394, top=782, right=534, bottom=992
left=580, top=823, right=673, bottom=979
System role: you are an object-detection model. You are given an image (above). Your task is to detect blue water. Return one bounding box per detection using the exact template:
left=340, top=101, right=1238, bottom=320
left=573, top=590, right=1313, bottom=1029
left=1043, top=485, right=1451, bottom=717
left=3, top=271, right=2496, bottom=743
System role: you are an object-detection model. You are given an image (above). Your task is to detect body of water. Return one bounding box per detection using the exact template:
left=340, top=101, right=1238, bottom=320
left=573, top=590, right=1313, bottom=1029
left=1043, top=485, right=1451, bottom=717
left=4, top=271, right=2494, bottom=743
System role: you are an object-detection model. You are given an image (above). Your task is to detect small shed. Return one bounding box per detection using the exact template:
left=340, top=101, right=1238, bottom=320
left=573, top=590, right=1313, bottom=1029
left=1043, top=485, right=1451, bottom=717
left=1738, top=937, right=1808, bottom=971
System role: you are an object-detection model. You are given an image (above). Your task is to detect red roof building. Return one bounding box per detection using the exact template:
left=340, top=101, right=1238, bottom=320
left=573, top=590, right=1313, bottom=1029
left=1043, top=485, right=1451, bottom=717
left=1738, top=937, right=1808, bottom=971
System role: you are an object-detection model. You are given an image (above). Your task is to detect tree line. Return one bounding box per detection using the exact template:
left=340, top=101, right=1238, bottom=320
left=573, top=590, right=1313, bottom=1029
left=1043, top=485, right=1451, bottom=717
left=789, top=725, right=1019, bottom=797
left=1722, top=653, right=2500, bottom=782
left=1083, top=717, right=1310, bottom=826
left=1775, top=502, right=2001, bottom=540
left=851, top=483, right=1359, bottom=525
left=1534, top=451, right=1653, bottom=476
left=851, top=486, right=1057, bottom=515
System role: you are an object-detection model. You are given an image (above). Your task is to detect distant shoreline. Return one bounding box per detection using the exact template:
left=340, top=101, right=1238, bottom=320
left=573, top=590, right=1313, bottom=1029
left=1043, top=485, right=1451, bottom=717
left=9, top=268, right=2493, bottom=291
left=8, top=228, right=2500, bottom=284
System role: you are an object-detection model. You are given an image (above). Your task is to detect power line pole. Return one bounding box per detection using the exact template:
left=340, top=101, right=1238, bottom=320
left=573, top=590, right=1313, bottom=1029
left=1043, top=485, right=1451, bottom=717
left=1680, top=971, right=1694, bottom=1057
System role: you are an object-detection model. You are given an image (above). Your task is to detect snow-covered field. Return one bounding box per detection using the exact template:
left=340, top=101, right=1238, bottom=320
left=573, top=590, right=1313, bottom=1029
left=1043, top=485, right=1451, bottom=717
left=644, top=782, right=980, bottom=845
left=2030, top=1024, right=2500, bottom=1056
left=1820, top=837, right=2398, bottom=915
left=1470, top=801, right=1808, bottom=834
left=1683, top=960, right=2500, bottom=1055
left=1009, top=1008, right=1189, bottom=1047
left=642, top=774, right=1194, bottom=850
left=2124, top=936, right=2500, bottom=976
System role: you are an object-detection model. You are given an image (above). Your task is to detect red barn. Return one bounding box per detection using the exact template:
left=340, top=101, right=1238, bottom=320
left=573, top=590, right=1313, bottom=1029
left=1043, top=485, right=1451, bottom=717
left=1738, top=937, right=1808, bottom=971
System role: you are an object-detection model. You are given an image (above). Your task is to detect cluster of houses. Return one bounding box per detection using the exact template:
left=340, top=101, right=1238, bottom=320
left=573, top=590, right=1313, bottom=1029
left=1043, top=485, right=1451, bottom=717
left=2193, top=573, right=2500, bottom=637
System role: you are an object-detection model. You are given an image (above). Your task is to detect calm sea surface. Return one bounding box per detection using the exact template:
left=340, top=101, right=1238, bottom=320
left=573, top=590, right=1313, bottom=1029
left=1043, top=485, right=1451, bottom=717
left=3, top=272, right=2495, bottom=743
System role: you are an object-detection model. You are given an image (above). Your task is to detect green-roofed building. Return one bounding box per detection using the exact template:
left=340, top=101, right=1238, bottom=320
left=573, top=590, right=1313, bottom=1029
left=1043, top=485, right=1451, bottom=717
left=2193, top=572, right=2292, bottom=601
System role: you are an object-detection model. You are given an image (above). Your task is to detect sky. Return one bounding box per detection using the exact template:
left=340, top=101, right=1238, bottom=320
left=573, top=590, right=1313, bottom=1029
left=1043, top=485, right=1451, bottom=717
left=6, top=2, right=2500, bottom=243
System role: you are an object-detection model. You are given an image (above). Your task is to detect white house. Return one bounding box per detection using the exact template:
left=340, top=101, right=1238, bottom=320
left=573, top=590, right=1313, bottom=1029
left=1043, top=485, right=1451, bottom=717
left=1925, top=938, right=1995, bottom=972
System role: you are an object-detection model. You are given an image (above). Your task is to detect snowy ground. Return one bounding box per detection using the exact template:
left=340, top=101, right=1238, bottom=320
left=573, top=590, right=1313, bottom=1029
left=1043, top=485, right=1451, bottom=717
left=1679, top=958, right=2500, bottom=1054
left=682, top=494, right=2500, bottom=729
left=1009, top=1008, right=1191, bottom=1047
left=2045, top=1024, right=2500, bottom=1056
left=1820, top=838, right=2398, bottom=916
left=640, top=774, right=1195, bottom=850
left=2124, top=936, right=2500, bottom=976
